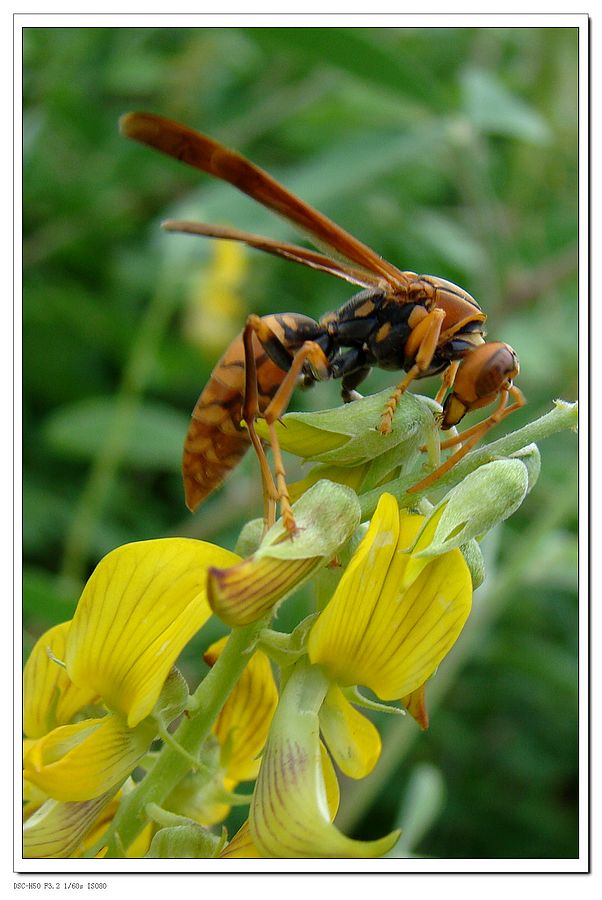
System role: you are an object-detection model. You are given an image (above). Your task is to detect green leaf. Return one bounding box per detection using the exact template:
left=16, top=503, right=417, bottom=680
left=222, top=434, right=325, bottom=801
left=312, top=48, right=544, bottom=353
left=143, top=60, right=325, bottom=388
left=246, top=28, right=446, bottom=108
left=43, top=397, right=190, bottom=470
left=23, top=567, right=78, bottom=624
left=388, top=763, right=446, bottom=857
left=461, top=67, right=551, bottom=144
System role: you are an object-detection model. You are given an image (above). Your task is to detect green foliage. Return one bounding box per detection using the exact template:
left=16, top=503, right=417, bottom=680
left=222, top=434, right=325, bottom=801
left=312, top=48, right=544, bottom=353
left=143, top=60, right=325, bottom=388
left=23, top=26, right=578, bottom=859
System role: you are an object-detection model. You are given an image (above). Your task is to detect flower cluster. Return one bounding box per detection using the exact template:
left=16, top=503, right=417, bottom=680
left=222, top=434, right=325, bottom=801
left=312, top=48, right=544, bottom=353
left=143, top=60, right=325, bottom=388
left=22, top=391, right=573, bottom=859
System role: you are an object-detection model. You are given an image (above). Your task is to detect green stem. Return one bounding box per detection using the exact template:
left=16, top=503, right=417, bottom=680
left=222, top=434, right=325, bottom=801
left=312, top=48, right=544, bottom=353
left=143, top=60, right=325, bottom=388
left=359, top=400, right=577, bottom=520
left=102, top=616, right=268, bottom=857
left=155, top=723, right=211, bottom=773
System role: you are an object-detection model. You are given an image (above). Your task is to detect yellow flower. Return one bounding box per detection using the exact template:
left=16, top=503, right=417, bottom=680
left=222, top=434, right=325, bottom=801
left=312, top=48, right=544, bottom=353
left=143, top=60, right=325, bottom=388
left=165, top=636, right=278, bottom=827
left=22, top=784, right=153, bottom=859
left=23, top=714, right=156, bottom=802
left=23, top=621, right=97, bottom=739
left=65, top=538, right=239, bottom=727
left=23, top=789, right=119, bottom=859
left=248, top=660, right=399, bottom=858
left=207, top=637, right=278, bottom=785
left=308, top=493, right=473, bottom=702
left=183, top=239, right=248, bottom=353
left=220, top=742, right=339, bottom=859
left=23, top=537, right=239, bottom=852
left=219, top=819, right=260, bottom=858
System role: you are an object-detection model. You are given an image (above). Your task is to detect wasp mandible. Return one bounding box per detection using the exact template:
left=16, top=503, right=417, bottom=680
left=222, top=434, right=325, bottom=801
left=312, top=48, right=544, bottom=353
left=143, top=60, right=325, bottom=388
left=120, top=112, right=526, bottom=533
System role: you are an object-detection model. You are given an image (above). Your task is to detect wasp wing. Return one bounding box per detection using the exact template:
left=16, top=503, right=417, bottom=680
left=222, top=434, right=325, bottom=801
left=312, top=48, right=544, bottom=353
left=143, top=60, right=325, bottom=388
left=120, top=111, right=412, bottom=291
left=162, top=220, right=388, bottom=291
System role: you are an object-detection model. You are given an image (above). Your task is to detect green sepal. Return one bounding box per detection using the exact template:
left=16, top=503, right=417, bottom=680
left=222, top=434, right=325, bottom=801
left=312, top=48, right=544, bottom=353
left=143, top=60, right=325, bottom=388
left=257, top=615, right=319, bottom=666
left=151, top=667, right=189, bottom=728
left=460, top=539, right=486, bottom=590
left=218, top=789, right=253, bottom=808
left=341, top=686, right=406, bottom=716
left=145, top=823, right=224, bottom=858
left=256, top=389, right=439, bottom=467
left=255, top=480, right=361, bottom=561
left=235, top=517, right=264, bottom=558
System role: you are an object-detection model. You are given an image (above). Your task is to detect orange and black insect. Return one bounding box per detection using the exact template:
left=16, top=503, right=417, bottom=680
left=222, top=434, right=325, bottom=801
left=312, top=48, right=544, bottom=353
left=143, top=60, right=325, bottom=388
left=120, top=112, right=525, bottom=532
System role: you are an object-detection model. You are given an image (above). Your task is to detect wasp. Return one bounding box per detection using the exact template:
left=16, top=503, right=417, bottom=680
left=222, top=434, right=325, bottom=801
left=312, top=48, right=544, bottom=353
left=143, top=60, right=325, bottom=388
left=120, top=112, right=525, bottom=533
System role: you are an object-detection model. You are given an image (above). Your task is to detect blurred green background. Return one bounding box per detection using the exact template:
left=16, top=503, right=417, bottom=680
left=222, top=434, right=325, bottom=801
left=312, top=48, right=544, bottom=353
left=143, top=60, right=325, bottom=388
left=23, top=26, right=579, bottom=859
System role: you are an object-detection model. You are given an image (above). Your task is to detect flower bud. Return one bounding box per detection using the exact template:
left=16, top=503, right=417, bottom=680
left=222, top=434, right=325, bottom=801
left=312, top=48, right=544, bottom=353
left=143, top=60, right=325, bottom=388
left=208, top=481, right=361, bottom=627
left=412, top=458, right=530, bottom=558
left=508, top=443, right=541, bottom=493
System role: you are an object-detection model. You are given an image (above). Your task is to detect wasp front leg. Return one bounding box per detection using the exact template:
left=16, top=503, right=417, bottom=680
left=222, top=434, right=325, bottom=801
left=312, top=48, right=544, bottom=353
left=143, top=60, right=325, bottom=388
left=435, top=360, right=460, bottom=406
left=408, top=383, right=526, bottom=494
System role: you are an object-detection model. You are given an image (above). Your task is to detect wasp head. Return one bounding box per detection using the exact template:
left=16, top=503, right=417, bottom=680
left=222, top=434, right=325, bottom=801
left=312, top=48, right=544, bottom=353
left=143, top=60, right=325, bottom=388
left=441, top=342, right=520, bottom=429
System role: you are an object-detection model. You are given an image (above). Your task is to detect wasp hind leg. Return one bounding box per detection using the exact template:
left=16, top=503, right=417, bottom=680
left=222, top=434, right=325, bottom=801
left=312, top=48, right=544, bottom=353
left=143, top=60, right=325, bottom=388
left=241, top=321, right=280, bottom=529
left=242, top=315, right=331, bottom=536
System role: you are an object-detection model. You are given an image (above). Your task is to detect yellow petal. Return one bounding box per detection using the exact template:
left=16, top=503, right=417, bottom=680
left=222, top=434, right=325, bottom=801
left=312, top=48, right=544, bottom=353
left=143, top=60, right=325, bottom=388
left=208, top=555, right=320, bottom=627
left=23, top=790, right=116, bottom=859
left=23, top=621, right=98, bottom=738
left=319, top=685, right=382, bottom=779
left=249, top=662, right=398, bottom=858
left=320, top=740, right=340, bottom=819
left=308, top=493, right=400, bottom=681
left=207, top=639, right=278, bottom=783
left=23, top=714, right=156, bottom=802
left=309, top=495, right=472, bottom=700
left=220, top=819, right=261, bottom=858
left=65, top=538, right=239, bottom=727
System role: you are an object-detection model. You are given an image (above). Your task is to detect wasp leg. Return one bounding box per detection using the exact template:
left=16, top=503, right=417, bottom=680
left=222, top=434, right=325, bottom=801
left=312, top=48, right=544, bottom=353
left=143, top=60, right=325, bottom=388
left=341, top=365, right=372, bottom=403
left=241, top=321, right=280, bottom=528
left=261, top=340, right=331, bottom=535
left=408, top=384, right=526, bottom=494
left=435, top=360, right=461, bottom=406
left=379, top=308, right=446, bottom=434
left=329, top=347, right=372, bottom=403
left=243, top=314, right=331, bottom=534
